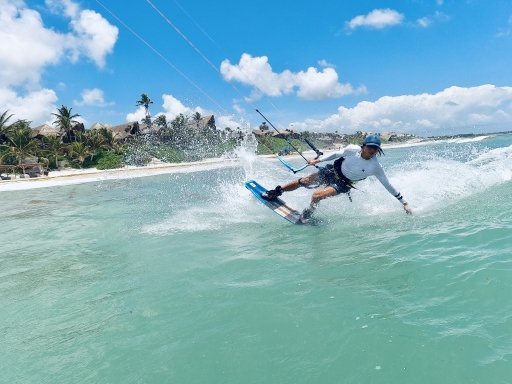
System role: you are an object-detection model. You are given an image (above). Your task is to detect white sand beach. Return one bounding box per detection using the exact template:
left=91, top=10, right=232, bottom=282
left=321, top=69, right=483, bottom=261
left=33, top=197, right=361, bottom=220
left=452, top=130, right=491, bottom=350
left=0, top=157, right=240, bottom=192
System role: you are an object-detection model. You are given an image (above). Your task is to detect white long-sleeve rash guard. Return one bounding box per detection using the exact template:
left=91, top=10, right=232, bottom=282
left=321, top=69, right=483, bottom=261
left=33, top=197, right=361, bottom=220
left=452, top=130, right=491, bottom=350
left=320, top=144, right=408, bottom=205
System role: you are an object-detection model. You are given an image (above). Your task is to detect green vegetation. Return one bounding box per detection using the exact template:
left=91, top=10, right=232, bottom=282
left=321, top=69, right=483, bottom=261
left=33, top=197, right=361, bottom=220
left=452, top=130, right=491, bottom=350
left=255, top=137, right=313, bottom=155
left=95, top=152, right=124, bottom=170
left=0, top=95, right=245, bottom=176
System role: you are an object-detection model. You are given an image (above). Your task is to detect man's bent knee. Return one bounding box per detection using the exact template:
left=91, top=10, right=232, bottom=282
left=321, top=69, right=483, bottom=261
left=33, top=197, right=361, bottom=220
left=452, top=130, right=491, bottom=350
left=312, top=187, right=338, bottom=203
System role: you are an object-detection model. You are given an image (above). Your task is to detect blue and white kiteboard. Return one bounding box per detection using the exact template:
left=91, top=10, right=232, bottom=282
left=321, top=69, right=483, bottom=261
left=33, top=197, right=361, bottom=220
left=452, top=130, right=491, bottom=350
left=244, top=180, right=302, bottom=225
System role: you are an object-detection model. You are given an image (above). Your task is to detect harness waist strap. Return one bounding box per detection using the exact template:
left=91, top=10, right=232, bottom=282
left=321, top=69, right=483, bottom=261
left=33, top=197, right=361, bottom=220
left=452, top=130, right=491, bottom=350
left=333, top=157, right=356, bottom=189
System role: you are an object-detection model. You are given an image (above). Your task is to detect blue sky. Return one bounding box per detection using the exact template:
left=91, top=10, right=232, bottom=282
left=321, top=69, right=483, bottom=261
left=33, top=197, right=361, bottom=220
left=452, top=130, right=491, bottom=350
left=1, top=0, right=512, bottom=135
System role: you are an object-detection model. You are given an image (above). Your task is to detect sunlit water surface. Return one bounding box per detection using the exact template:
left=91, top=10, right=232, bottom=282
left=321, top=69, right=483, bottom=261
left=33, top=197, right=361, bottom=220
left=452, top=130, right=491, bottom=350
left=1, top=134, right=512, bottom=383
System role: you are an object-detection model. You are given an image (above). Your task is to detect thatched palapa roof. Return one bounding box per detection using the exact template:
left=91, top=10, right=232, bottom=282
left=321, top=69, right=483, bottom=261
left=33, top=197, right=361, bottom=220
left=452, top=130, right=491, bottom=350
left=90, top=122, right=111, bottom=130
left=110, top=122, right=140, bottom=141
left=182, top=114, right=215, bottom=129
left=31, top=124, right=60, bottom=138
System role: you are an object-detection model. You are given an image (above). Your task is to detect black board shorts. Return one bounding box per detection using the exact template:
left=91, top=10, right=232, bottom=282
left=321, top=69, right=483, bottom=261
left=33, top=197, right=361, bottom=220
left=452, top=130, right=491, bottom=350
left=318, top=164, right=351, bottom=194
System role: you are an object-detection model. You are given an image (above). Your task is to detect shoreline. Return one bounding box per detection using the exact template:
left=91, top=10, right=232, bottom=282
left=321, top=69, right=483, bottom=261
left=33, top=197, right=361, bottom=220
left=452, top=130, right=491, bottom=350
left=0, top=133, right=498, bottom=192
left=0, top=157, right=239, bottom=192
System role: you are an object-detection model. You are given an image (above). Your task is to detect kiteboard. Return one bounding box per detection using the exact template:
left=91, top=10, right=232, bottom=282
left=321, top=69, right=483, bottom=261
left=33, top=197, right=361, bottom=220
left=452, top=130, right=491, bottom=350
left=244, top=180, right=303, bottom=225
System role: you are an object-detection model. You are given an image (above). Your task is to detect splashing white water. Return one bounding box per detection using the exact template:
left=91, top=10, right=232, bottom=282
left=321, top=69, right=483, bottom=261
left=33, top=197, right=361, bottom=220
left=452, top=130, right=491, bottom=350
left=143, top=140, right=512, bottom=232
left=381, top=143, right=512, bottom=213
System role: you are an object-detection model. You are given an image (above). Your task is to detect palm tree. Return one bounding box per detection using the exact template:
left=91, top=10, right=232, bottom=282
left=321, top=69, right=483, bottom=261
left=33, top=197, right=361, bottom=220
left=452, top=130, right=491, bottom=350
left=0, top=110, right=14, bottom=145
left=68, top=141, right=90, bottom=167
left=1, top=121, right=39, bottom=175
left=42, top=136, right=66, bottom=170
left=170, top=113, right=189, bottom=145
left=136, top=93, right=153, bottom=122
left=52, top=105, right=80, bottom=143
left=171, top=113, right=186, bottom=130
left=154, top=114, right=167, bottom=128
left=192, top=111, right=202, bottom=128
left=97, top=127, right=116, bottom=150
left=83, top=130, right=108, bottom=162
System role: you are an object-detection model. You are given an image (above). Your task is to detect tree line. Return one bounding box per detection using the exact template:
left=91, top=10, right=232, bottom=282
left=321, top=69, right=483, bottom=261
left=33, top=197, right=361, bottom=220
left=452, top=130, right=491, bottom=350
left=0, top=94, right=244, bottom=175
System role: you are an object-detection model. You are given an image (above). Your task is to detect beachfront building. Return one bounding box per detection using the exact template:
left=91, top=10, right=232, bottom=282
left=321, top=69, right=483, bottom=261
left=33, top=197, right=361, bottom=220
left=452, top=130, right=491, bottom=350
left=108, top=122, right=141, bottom=141
left=186, top=114, right=215, bottom=130
left=31, top=124, right=60, bottom=139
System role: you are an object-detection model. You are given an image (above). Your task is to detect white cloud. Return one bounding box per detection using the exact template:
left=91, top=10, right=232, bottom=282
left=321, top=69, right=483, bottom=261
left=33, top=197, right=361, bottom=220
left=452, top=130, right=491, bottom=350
left=0, top=1, right=67, bottom=87
left=161, top=94, right=193, bottom=119
left=295, top=67, right=366, bottom=99
left=417, top=11, right=450, bottom=28
left=216, top=115, right=245, bottom=130
left=0, top=87, right=58, bottom=125
left=416, top=17, right=431, bottom=28
left=46, top=0, right=118, bottom=68
left=74, top=88, right=113, bottom=107
left=0, top=0, right=118, bottom=88
left=346, top=9, right=404, bottom=31
left=318, top=59, right=335, bottom=68
left=126, top=106, right=147, bottom=123
left=220, top=53, right=364, bottom=101
left=0, top=0, right=118, bottom=126
left=69, top=9, right=119, bottom=68
left=290, top=85, right=512, bottom=133
left=45, top=0, right=78, bottom=18
left=221, top=54, right=295, bottom=99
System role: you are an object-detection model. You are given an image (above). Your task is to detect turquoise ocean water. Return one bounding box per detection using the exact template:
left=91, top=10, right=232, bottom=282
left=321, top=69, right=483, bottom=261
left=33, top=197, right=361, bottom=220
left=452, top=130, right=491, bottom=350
left=1, top=134, right=512, bottom=383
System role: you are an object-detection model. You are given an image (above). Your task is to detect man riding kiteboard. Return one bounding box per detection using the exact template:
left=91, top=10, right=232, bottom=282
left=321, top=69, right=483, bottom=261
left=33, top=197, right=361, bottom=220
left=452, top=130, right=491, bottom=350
left=262, top=134, right=412, bottom=223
